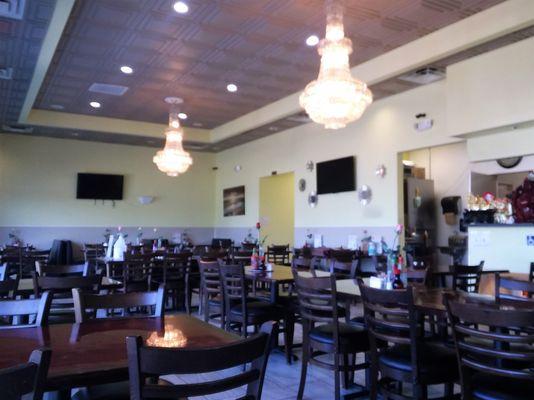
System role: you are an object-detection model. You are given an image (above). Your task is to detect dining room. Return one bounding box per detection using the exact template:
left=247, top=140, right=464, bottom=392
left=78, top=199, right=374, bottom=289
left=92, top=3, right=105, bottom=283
left=1, top=0, right=534, bottom=399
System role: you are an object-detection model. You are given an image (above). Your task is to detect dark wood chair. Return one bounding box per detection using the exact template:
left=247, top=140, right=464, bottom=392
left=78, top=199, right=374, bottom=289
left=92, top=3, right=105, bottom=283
left=359, top=282, right=458, bottom=400
left=120, top=254, right=154, bottom=293
left=126, top=322, right=277, bottom=400
left=294, top=272, right=369, bottom=400
left=72, top=285, right=165, bottom=323
left=152, top=253, right=191, bottom=313
left=530, top=262, right=534, bottom=283
left=327, top=249, right=359, bottom=278
left=198, top=260, right=225, bottom=328
left=0, top=262, right=8, bottom=281
left=0, top=278, right=19, bottom=300
left=0, top=348, right=51, bottom=400
left=495, top=274, right=534, bottom=304
left=33, top=273, right=102, bottom=323
left=267, top=244, right=290, bottom=265
left=22, top=249, right=49, bottom=278
left=450, top=261, right=484, bottom=292
left=232, top=249, right=253, bottom=265
left=32, top=273, right=102, bottom=297
left=220, top=264, right=294, bottom=363
left=406, top=267, right=429, bottom=287
left=0, top=291, right=52, bottom=328
left=445, top=296, right=534, bottom=400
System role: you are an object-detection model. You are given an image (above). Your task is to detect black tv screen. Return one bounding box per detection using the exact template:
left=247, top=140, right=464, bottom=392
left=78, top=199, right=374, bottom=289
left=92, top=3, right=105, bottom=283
left=76, top=173, right=124, bottom=200
left=316, top=156, right=356, bottom=195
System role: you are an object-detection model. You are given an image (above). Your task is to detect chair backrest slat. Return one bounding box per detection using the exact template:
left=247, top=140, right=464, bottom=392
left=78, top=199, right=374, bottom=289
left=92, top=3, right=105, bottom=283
left=0, top=291, right=52, bottom=328
left=72, top=285, right=165, bottom=323
left=445, top=296, right=534, bottom=385
left=450, top=262, right=484, bottom=292
left=33, top=273, right=101, bottom=296
left=199, top=261, right=222, bottom=296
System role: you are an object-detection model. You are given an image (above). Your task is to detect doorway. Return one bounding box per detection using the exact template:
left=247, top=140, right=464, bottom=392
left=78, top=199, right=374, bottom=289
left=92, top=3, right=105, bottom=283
left=259, top=172, right=295, bottom=247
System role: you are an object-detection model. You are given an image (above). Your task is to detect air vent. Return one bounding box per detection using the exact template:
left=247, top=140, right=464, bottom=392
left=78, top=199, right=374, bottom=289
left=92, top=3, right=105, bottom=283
left=0, top=0, right=25, bottom=20
left=0, top=67, right=13, bottom=80
left=88, top=83, right=129, bottom=96
left=2, top=124, right=33, bottom=133
left=399, top=67, right=445, bottom=85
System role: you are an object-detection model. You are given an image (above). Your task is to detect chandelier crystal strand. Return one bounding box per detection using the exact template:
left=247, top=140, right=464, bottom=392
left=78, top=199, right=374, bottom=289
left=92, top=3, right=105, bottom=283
left=299, top=0, right=372, bottom=130
left=153, top=106, right=193, bottom=177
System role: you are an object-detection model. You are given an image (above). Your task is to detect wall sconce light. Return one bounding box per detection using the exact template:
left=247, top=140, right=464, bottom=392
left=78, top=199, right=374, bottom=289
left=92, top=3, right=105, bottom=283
left=138, top=196, right=155, bottom=205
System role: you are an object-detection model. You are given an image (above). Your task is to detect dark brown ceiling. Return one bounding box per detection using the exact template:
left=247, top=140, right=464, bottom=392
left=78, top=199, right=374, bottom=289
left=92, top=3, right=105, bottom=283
left=33, top=0, right=504, bottom=129
left=0, top=0, right=55, bottom=125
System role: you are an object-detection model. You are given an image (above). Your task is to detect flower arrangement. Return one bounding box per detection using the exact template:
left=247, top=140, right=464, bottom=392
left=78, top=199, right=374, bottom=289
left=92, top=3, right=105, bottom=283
left=255, top=222, right=268, bottom=247
left=137, top=227, right=143, bottom=245
left=380, top=224, right=404, bottom=273
left=8, top=229, right=21, bottom=246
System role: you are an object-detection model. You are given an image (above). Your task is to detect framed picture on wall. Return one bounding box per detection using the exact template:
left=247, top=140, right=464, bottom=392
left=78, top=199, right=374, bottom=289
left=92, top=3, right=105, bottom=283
left=223, top=185, right=245, bottom=217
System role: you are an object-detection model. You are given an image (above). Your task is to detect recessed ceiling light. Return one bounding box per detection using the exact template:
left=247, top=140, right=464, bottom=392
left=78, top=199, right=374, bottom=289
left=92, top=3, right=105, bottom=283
left=89, top=101, right=101, bottom=108
left=227, top=83, right=238, bottom=93
left=178, top=112, right=188, bottom=120
left=50, top=104, right=64, bottom=110
left=173, top=1, right=189, bottom=13
left=120, top=65, right=133, bottom=74
left=306, top=35, right=320, bottom=46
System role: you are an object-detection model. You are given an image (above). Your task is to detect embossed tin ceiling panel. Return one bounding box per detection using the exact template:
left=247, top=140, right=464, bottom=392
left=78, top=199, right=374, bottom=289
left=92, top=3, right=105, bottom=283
left=33, top=0, right=504, bottom=128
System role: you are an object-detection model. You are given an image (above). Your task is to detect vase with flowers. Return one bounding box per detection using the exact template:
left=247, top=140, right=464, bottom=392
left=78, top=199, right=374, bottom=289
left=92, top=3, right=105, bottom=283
left=251, top=222, right=268, bottom=269
left=380, top=224, right=404, bottom=286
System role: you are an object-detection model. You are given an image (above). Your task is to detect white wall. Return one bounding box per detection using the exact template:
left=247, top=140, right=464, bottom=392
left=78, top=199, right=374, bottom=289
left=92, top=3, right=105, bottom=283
left=214, top=80, right=463, bottom=246
left=0, top=134, right=216, bottom=248
left=447, top=36, right=534, bottom=137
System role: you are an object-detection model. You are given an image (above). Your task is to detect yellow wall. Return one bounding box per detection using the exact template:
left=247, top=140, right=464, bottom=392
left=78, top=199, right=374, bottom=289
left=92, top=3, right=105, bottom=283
left=0, top=134, right=215, bottom=227
left=259, top=173, right=294, bottom=247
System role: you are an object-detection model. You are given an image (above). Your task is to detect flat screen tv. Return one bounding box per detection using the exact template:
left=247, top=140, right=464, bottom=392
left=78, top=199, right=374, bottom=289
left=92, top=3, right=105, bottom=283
left=316, top=156, right=356, bottom=195
left=76, top=173, right=124, bottom=200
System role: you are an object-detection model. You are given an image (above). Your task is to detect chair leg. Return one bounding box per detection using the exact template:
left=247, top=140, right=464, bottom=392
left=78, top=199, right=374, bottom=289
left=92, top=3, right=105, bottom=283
left=334, top=353, right=341, bottom=400
left=284, top=314, right=295, bottom=365
left=342, top=352, right=350, bottom=389
left=203, top=295, right=209, bottom=323
left=413, top=384, right=428, bottom=400
left=369, top=354, right=378, bottom=400
left=444, top=382, right=454, bottom=398
left=297, top=328, right=310, bottom=400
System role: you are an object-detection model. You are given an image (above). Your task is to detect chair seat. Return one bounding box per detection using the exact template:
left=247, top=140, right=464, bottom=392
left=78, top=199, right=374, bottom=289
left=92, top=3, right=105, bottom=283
left=230, top=301, right=284, bottom=320
left=471, top=372, right=534, bottom=400
left=379, top=342, right=458, bottom=380
left=309, top=322, right=369, bottom=351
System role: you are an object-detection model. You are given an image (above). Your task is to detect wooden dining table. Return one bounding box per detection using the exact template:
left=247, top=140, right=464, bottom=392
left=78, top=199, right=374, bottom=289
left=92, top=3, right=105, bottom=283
left=0, top=314, right=238, bottom=394
left=336, top=278, right=504, bottom=316
left=16, top=276, right=123, bottom=296
left=244, top=264, right=330, bottom=303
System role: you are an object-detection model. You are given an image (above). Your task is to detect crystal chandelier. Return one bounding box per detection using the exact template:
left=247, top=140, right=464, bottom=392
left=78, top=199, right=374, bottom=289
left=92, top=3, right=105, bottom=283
left=300, top=0, right=372, bottom=130
left=153, top=102, right=193, bottom=177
